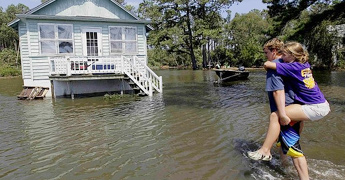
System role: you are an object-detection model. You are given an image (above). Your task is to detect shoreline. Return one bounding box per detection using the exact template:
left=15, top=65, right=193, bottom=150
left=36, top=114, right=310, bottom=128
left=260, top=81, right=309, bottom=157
left=153, top=66, right=345, bottom=71
left=0, top=75, right=21, bottom=79
left=1, top=68, right=343, bottom=79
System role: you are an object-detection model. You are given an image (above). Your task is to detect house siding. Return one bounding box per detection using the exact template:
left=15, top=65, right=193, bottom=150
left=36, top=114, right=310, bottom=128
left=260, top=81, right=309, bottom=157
left=28, top=22, right=40, bottom=55
left=31, top=57, right=50, bottom=80
left=18, top=22, right=31, bottom=79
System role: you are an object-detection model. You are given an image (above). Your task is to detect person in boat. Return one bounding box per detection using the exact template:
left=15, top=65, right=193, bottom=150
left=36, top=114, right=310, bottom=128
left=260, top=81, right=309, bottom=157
left=247, top=38, right=308, bottom=179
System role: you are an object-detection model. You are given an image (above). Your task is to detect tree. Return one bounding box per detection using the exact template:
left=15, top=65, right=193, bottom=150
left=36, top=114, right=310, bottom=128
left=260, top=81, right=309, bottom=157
left=264, top=0, right=345, bottom=69
left=264, top=0, right=344, bottom=36
left=139, top=0, right=239, bottom=70
left=0, top=4, right=29, bottom=69
left=0, top=4, right=29, bottom=50
left=225, top=10, right=270, bottom=67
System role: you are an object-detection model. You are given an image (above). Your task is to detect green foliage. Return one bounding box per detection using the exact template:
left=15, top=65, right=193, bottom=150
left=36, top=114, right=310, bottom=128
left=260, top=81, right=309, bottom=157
left=0, top=65, right=21, bottom=77
left=0, top=48, right=19, bottom=66
left=1, top=4, right=28, bottom=50
left=141, top=0, right=239, bottom=70
left=0, top=48, right=20, bottom=77
left=306, top=21, right=337, bottom=69
left=335, top=48, right=345, bottom=69
left=210, top=46, right=235, bottom=67
left=147, top=48, right=192, bottom=68
left=225, top=10, right=269, bottom=67
left=265, top=0, right=345, bottom=69
left=103, top=93, right=135, bottom=100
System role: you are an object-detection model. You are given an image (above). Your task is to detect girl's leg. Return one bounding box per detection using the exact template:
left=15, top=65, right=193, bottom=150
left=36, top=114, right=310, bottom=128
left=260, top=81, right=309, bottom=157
left=249, top=104, right=310, bottom=160
left=285, top=104, right=310, bottom=121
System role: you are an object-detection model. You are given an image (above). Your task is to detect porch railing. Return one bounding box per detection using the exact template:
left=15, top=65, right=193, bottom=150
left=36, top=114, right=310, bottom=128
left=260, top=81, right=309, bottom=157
left=49, top=56, right=162, bottom=96
left=50, top=56, right=122, bottom=75
left=133, top=56, right=163, bottom=93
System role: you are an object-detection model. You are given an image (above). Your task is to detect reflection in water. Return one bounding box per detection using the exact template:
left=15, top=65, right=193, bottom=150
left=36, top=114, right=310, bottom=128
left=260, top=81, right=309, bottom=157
left=0, top=70, right=344, bottom=179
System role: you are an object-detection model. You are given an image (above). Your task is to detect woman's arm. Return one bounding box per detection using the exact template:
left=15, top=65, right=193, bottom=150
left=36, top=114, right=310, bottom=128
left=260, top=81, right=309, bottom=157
left=264, top=61, right=277, bottom=70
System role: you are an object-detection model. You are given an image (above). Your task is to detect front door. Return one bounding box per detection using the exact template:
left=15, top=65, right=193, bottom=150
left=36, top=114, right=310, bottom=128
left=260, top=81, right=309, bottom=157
left=82, top=28, right=102, bottom=71
left=82, top=28, right=102, bottom=57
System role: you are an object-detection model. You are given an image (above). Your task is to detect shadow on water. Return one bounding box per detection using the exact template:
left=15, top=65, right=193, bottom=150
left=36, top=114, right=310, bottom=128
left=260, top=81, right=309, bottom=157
left=233, top=138, right=299, bottom=180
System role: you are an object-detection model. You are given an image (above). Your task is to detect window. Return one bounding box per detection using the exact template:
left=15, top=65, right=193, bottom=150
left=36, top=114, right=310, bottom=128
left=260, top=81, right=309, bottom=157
left=39, top=24, right=73, bottom=54
left=109, top=26, right=137, bottom=54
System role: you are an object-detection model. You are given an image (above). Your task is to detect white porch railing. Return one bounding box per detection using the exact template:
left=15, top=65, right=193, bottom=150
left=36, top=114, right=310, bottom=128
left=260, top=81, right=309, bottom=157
left=49, top=56, right=163, bottom=96
left=50, top=56, right=122, bottom=75
left=132, top=56, right=163, bottom=93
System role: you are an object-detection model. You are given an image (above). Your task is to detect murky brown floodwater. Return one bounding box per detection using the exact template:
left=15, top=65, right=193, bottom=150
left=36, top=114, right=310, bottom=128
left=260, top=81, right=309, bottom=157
left=0, top=70, right=344, bottom=180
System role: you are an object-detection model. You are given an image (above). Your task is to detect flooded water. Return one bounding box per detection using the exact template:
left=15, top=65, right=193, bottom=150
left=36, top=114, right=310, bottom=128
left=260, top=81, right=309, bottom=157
left=0, top=70, right=344, bottom=180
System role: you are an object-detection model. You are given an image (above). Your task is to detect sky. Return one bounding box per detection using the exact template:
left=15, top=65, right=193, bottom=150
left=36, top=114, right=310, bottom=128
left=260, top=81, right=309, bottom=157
left=0, top=0, right=267, bottom=18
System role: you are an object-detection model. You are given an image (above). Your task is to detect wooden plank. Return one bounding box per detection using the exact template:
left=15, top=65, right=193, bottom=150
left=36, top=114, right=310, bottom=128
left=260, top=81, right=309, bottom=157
left=17, top=86, right=49, bottom=100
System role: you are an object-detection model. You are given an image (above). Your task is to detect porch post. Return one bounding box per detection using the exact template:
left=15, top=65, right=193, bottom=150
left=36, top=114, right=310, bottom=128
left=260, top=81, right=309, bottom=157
left=159, top=76, right=163, bottom=93
left=68, top=81, right=74, bottom=99
left=149, top=78, right=153, bottom=96
left=121, top=55, right=124, bottom=74
left=121, top=79, right=124, bottom=95
left=50, top=80, right=55, bottom=99
left=67, top=57, right=71, bottom=76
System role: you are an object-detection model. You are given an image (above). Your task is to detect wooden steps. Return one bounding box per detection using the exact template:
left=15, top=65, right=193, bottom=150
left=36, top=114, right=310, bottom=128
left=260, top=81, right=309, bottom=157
left=17, top=86, right=49, bottom=100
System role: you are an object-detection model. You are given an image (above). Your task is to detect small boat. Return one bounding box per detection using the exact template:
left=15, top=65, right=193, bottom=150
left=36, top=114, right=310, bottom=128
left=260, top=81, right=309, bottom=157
left=213, top=68, right=249, bottom=82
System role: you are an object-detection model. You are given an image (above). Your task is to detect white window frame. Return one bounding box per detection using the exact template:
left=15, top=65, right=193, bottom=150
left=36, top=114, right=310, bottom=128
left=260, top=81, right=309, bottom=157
left=109, top=26, right=137, bottom=55
left=38, top=23, right=74, bottom=55
left=81, top=27, right=102, bottom=56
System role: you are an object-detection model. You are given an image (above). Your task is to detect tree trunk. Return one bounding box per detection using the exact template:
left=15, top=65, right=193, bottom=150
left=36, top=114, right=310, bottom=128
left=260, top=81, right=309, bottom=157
left=202, top=44, right=207, bottom=69
left=207, top=40, right=211, bottom=68
left=185, top=4, right=197, bottom=70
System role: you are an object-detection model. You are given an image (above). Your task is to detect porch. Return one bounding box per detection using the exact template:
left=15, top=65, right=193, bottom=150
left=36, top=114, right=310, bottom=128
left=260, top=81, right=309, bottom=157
left=49, top=55, right=163, bottom=97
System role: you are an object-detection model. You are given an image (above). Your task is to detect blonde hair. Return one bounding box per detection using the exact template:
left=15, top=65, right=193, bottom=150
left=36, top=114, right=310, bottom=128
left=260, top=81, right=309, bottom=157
left=283, top=42, right=309, bottom=63
left=263, top=38, right=284, bottom=53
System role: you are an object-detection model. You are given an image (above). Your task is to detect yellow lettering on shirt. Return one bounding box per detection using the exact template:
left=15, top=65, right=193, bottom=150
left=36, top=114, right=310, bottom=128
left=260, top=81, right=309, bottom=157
left=301, top=68, right=315, bottom=89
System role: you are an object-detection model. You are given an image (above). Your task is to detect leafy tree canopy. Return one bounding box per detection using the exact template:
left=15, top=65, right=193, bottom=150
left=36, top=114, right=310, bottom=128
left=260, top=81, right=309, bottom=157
left=225, top=10, right=271, bottom=67
left=263, top=0, right=344, bottom=36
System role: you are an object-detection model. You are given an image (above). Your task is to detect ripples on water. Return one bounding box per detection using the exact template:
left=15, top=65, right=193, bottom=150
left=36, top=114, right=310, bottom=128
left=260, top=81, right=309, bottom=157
left=0, top=70, right=344, bottom=180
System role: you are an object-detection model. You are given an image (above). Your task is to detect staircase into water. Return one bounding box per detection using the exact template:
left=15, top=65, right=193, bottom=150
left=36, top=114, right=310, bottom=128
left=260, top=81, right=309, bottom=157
left=122, top=56, right=163, bottom=96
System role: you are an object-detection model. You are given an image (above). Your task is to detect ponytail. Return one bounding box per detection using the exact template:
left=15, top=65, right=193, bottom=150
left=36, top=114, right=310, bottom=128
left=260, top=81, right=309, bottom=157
left=283, top=42, right=309, bottom=63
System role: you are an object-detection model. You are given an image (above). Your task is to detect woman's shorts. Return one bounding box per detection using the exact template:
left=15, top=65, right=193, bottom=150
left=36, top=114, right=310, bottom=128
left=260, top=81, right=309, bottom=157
left=301, top=101, right=330, bottom=121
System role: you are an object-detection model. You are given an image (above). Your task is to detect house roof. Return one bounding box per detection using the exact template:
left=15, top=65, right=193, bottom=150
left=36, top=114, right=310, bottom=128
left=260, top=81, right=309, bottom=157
left=15, top=14, right=151, bottom=24
left=8, top=0, right=153, bottom=30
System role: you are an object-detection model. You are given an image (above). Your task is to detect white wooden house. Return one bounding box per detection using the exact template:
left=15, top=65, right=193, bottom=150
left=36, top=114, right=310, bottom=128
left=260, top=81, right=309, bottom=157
left=9, top=0, right=162, bottom=98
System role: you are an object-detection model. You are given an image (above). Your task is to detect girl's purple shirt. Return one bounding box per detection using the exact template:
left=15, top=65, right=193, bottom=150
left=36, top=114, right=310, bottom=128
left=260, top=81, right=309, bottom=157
left=276, top=62, right=326, bottom=104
